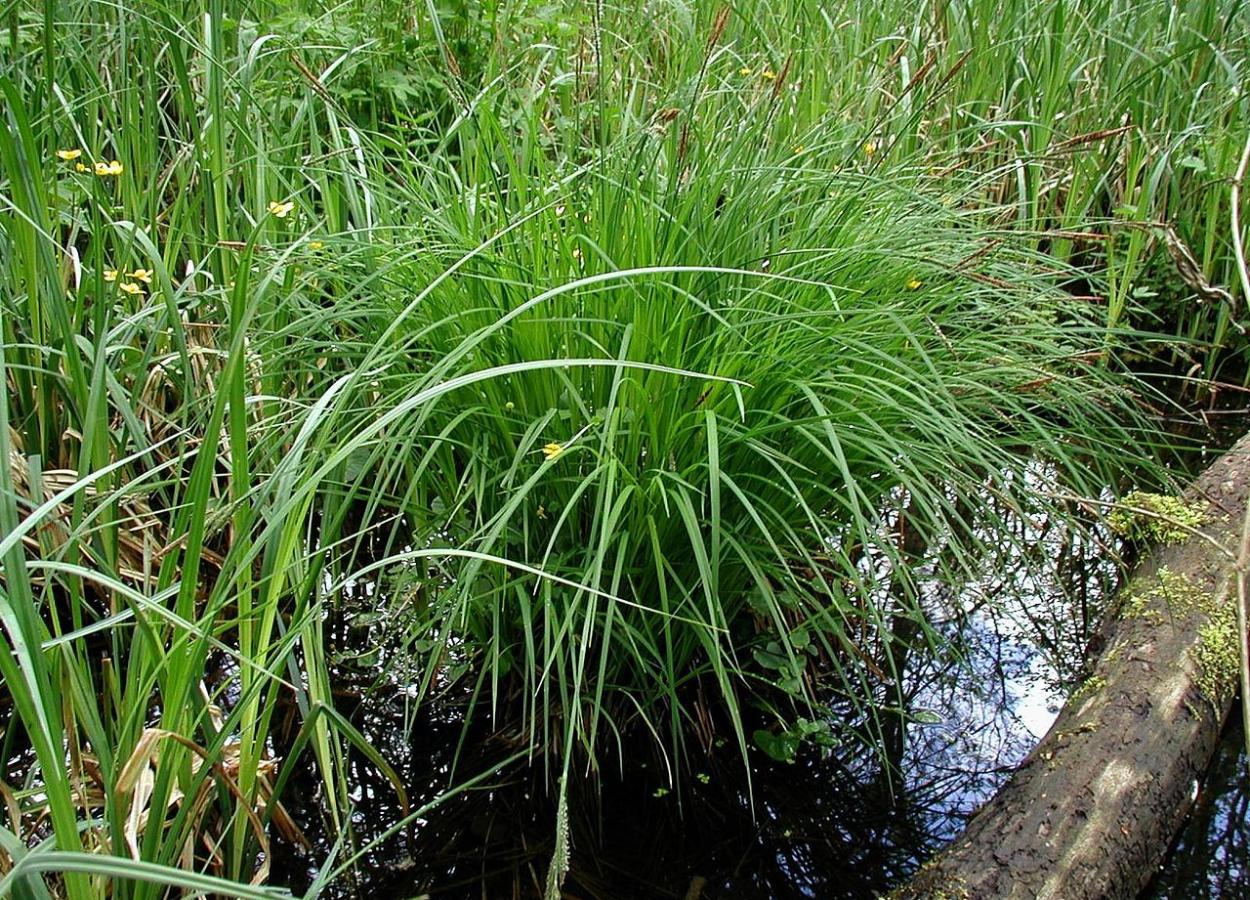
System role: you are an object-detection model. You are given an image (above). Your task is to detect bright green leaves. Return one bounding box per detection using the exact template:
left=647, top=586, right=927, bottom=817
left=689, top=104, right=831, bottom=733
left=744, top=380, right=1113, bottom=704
left=752, top=717, right=838, bottom=764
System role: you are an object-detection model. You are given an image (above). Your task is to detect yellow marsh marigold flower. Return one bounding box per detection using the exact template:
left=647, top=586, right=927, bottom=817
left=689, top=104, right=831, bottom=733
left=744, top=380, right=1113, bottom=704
left=760, top=68, right=777, bottom=80
left=308, top=240, right=324, bottom=250
left=118, top=281, right=142, bottom=295
left=542, top=442, right=564, bottom=460
left=94, top=160, right=123, bottom=176
left=738, top=65, right=753, bottom=76
left=56, top=148, right=82, bottom=161
left=103, top=269, right=118, bottom=282
left=75, top=162, right=88, bottom=172
left=129, top=269, right=153, bottom=284
left=268, top=200, right=295, bottom=218
left=863, top=141, right=878, bottom=157
left=906, top=277, right=923, bottom=291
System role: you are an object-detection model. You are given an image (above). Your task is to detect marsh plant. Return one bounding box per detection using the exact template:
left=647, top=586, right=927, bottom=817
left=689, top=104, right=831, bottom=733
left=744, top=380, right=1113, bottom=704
left=0, top=0, right=1244, bottom=896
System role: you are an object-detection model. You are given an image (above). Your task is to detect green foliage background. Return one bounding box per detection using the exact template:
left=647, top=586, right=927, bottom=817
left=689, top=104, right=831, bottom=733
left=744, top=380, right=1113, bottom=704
left=0, top=0, right=1245, bottom=895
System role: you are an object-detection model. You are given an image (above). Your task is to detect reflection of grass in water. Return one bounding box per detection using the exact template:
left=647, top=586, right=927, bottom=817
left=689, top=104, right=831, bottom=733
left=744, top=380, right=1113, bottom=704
left=899, top=494, right=1126, bottom=840
left=253, top=484, right=1134, bottom=898
left=1146, top=713, right=1250, bottom=898
left=275, top=676, right=945, bottom=900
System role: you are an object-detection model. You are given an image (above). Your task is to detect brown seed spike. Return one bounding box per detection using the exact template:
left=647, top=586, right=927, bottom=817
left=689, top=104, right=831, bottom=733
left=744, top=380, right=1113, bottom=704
left=901, top=52, right=937, bottom=96
left=1053, top=124, right=1135, bottom=151
left=444, top=49, right=462, bottom=79
left=707, top=7, right=731, bottom=51
left=289, top=53, right=335, bottom=106
left=770, top=55, right=793, bottom=102
left=934, top=48, right=974, bottom=93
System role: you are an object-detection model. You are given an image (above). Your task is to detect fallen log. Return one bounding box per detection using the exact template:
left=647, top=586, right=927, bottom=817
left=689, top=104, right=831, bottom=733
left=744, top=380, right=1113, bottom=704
left=893, top=433, right=1250, bottom=900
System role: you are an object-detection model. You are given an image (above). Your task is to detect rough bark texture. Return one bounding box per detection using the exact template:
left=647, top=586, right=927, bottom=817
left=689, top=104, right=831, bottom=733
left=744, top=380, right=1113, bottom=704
left=893, top=433, right=1250, bottom=900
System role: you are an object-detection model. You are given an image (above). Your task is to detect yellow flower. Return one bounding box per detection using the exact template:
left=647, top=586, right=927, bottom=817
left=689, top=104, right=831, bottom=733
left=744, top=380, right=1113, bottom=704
left=863, top=141, right=878, bottom=157
left=56, top=148, right=82, bottom=161
left=268, top=200, right=295, bottom=218
left=793, top=144, right=805, bottom=154
left=738, top=65, right=753, bottom=76
left=906, top=277, right=923, bottom=291
left=75, top=162, right=88, bottom=172
left=93, top=160, right=123, bottom=176
left=103, top=269, right=118, bottom=282
left=118, top=281, right=142, bottom=295
left=760, top=68, right=777, bottom=80
left=129, top=268, right=153, bottom=284
left=308, top=240, right=324, bottom=250
left=542, top=442, right=564, bottom=460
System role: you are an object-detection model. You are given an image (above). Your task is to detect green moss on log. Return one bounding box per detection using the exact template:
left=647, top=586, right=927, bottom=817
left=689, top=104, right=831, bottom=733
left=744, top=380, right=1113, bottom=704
left=1192, top=601, right=1239, bottom=711
left=1108, top=492, right=1207, bottom=545
left=1116, top=566, right=1235, bottom=712
left=1068, top=674, right=1106, bottom=707
left=1120, top=566, right=1206, bottom=622
left=884, top=860, right=970, bottom=900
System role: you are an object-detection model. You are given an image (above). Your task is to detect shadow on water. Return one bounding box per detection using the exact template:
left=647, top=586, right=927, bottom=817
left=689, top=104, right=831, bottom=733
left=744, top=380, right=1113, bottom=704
left=270, top=685, right=951, bottom=899
left=268, top=632, right=940, bottom=898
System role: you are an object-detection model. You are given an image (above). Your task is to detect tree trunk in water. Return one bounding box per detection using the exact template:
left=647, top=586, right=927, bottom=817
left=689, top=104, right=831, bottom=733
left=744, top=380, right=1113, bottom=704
left=892, top=433, right=1250, bottom=900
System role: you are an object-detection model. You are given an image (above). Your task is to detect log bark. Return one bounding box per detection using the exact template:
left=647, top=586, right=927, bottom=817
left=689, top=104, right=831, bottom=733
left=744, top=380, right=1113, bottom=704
left=893, top=433, right=1250, bottom=900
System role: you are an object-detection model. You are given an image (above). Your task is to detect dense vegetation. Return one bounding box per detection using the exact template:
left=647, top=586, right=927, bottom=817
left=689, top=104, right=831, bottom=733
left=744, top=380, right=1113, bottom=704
left=1, top=0, right=1246, bottom=896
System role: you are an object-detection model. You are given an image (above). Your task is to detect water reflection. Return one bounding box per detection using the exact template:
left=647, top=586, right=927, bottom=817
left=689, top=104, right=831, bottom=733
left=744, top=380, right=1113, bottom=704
left=1146, top=712, right=1249, bottom=898
left=269, top=510, right=1128, bottom=898
left=271, top=693, right=941, bottom=899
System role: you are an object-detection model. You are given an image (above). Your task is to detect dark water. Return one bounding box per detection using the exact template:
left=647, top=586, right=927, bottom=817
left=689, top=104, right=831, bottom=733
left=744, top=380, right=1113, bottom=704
left=1146, top=712, right=1250, bottom=898
left=268, top=639, right=936, bottom=898
left=269, top=597, right=1250, bottom=900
